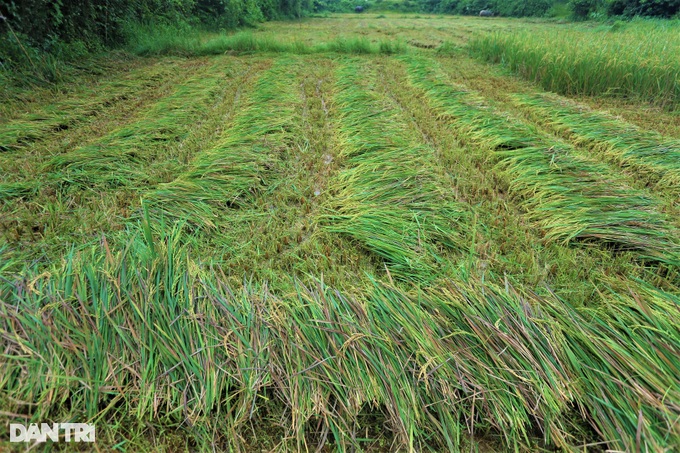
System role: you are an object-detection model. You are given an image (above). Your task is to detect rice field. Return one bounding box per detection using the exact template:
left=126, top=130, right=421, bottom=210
left=1, top=14, right=679, bottom=453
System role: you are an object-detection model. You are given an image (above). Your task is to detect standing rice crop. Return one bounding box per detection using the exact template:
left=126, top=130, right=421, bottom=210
left=468, top=22, right=680, bottom=108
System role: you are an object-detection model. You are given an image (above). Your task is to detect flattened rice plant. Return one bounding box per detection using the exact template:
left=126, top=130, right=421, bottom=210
left=143, top=58, right=300, bottom=228
left=320, top=58, right=468, bottom=283
left=0, top=61, right=193, bottom=151
left=0, top=226, right=577, bottom=451
left=543, top=279, right=680, bottom=451
left=45, top=60, right=236, bottom=190
left=401, top=56, right=680, bottom=267
left=514, top=93, right=680, bottom=200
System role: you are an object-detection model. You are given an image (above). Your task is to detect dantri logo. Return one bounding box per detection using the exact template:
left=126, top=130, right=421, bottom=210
left=10, top=423, right=95, bottom=443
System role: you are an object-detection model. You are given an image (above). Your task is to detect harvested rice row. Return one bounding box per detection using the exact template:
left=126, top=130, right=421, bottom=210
left=512, top=93, right=680, bottom=200
left=320, top=58, right=468, bottom=283
left=143, top=58, right=299, bottom=228
left=0, top=59, right=205, bottom=151
left=198, top=58, right=383, bottom=289
left=43, top=59, right=243, bottom=192
left=401, top=56, right=680, bottom=267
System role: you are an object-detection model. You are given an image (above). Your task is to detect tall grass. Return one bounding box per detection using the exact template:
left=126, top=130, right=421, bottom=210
left=468, top=21, right=680, bottom=108
left=514, top=93, right=680, bottom=199
left=320, top=58, right=468, bottom=283
left=125, top=23, right=406, bottom=56
left=401, top=56, right=680, bottom=266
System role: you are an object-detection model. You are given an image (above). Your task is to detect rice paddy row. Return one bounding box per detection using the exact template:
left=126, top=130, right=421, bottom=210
left=0, top=58, right=206, bottom=150
left=46, top=60, right=243, bottom=192
left=0, top=57, right=260, bottom=265
left=143, top=57, right=377, bottom=290
left=511, top=93, right=680, bottom=201
left=0, top=58, right=210, bottom=189
left=468, top=22, right=680, bottom=108
left=400, top=55, right=680, bottom=269
left=143, top=58, right=295, bottom=228
left=320, top=58, right=468, bottom=283
left=1, top=224, right=678, bottom=451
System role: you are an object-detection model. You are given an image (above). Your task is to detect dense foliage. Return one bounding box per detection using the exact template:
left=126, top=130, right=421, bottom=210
left=0, top=0, right=311, bottom=51
left=313, top=0, right=679, bottom=17
left=420, top=0, right=554, bottom=16
left=313, top=0, right=555, bottom=15
left=568, top=0, right=680, bottom=18
left=0, top=0, right=311, bottom=84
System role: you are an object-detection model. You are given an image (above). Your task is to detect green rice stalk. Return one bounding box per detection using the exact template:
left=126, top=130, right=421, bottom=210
left=543, top=279, right=680, bottom=451
left=0, top=61, right=192, bottom=151
left=0, top=228, right=574, bottom=451
left=44, top=60, right=234, bottom=190
left=0, top=181, right=37, bottom=201
left=468, top=26, right=680, bottom=108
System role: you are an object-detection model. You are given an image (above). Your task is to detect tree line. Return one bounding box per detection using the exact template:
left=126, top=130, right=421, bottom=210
left=0, top=0, right=311, bottom=52
left=314, top=0, right=678, bottom=18
left=1, top=0, right=677, bottom=70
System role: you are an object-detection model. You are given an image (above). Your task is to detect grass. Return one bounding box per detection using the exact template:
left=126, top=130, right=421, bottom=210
left=126, top=24, right=407, bottom=56
left=468, top=20, right=680, bottom=108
